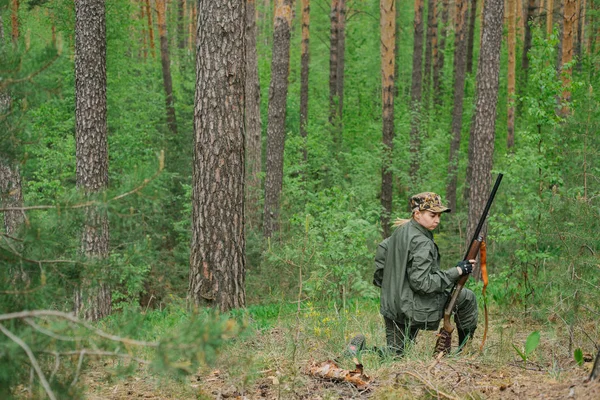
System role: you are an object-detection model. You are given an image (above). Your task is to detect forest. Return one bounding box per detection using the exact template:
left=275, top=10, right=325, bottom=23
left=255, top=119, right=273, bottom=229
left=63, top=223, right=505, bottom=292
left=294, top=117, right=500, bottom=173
left=1, top=0, right=600, bottom=398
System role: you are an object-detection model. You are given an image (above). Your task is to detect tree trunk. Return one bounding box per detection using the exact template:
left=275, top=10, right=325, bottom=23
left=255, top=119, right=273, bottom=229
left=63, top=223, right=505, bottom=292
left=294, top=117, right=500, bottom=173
left=0, top=163, right=24, bottom=235
left=329, top=0, right=341, bottom=139
left=74, top=0, right=111, bottom=321
left=433, top=0, right=450, bottom=105
left=189, top=1, right=197, bottom=52
left=245, top=0, right=263, bottom=229
left=189, top=0, right=246, bottom=312
left=177, top=0, right=185, bottom=50
left=507, top=0, right=516, bottom=149
left=155, top=0, right=178, bottom=134
left=300, top=0, right=310, bottom=162
left=561, top=0, right=576, bottom=110
left=547, top=0, right=553, bottom=36
left=466, top=0, right=477, bottom=74
left=144, top=0, right=156, bottom=58
left=11, top=0, right=19, bottom=45
left=575, top=0, right=582, bottom=71
left=263, top=0, right=294, bottom=239
left=380, top=0, right=396, bottom=239
left=424, top=0, right=437, bottom=110
left=409, top=0, right=425, bottom=186
left=445, top=0, right=469, bottom=212
left=336, top=0, right=346, bottom=130
left=521, top=0, right=536, bottom=83
left=140, top=1, right=148, bottom=60
left=466, top=0, right=504, bottom=280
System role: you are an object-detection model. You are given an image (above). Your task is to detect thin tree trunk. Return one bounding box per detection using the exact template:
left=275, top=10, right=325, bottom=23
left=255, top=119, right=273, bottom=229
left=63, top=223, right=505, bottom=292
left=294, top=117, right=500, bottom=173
left=336, top=0, right=346, bottom=129
left=409, top=0, right=425, bottom=186
left=547, top=0, right=553, bottom=36
left=245, top=0, right=263, bottom=229
left=177, top=0, right=185, bottom=50
left=445, top=0, right=469, bottom=212
left=74, top=0, right=111, bottom=321
left=189, top=0, right=246, bottom=312
left=424, top=0, right=437, bottom=110
left=507, top=0, right=516, bottom=149
left=299, top=0, right=310, bottom=162
left=575, top=0, right=582, bottom=70
left=581, top=0, right=587, bottom=54
left=380, top=0, right=396, bottom=238
left=561, top=0, right=576, bottom=111
left=144, top=0, right=156, bottom=58
left=263, top=0, right=294, bottom=239
left=591, top=352, right=600, bottom=381
left=521, top=0, right=536, bottom=83
left=0, top=163, right=24, bottom=235
left=189, top=1, right=197, bottom=52
left=433, top=0, right=450, bottom=105
left=466, top=0, right=477, bottom=73
left=466, top=0, right=504, bottom=280
left=11, top=0, right=19, bottom=45
left=156, top=0, right=178, bottom=134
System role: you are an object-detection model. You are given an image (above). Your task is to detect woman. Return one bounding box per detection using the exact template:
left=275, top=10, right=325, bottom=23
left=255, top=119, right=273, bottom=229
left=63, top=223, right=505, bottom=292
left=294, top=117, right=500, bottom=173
left=376, top=192, right=477, bottom=357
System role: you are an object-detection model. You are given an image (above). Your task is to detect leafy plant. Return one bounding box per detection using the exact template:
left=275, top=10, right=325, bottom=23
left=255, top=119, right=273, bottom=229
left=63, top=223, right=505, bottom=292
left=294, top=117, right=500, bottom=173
left=512, top=330, right=541, bottom=364
left=574, top=348, right=584, bottom=366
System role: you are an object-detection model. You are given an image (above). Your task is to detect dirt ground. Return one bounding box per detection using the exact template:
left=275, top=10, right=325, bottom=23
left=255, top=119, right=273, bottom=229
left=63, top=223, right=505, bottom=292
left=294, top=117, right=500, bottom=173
left=84, top=354, right=600, bottom=399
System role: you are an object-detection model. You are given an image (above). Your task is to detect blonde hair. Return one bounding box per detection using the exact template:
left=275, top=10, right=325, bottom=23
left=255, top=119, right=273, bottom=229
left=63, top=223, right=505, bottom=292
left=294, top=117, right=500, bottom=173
left=393, top=217, right=411, bottom=227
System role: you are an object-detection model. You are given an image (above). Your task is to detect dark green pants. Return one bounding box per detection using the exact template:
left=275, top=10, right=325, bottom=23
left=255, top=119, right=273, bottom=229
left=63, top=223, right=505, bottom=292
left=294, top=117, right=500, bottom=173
left=384, top=288, right=478, bottom=356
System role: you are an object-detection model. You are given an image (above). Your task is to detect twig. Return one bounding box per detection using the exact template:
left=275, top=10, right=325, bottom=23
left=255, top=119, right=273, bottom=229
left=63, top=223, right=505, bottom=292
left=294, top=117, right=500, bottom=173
left=71, top=350, right=86, bottom=387
left=397, top=370, right=458, bottom=400
left=0, top=310, right=159, bottom=347
left=0, top=323, right=57, bottom=400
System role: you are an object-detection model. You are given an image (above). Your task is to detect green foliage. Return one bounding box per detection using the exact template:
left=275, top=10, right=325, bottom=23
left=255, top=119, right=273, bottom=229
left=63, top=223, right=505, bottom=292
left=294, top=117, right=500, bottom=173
left=574, top=347, right=584, bottom=366
left=512, top=330, right=541, bottom=363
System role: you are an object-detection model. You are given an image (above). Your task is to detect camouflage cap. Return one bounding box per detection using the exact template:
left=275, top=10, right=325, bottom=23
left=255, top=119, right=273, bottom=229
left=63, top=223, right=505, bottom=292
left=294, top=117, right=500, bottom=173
left=409, top=192, right=451, bottom=213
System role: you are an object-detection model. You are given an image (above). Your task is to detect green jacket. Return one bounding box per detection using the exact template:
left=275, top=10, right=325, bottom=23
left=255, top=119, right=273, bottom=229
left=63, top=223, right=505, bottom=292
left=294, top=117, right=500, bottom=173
left=379, top=219, right=460, bottom=329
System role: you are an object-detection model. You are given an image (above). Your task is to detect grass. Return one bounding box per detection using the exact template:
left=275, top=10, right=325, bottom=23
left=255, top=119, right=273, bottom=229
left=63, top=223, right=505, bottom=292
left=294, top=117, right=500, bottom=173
left=81, top=296, right=600, bottom=399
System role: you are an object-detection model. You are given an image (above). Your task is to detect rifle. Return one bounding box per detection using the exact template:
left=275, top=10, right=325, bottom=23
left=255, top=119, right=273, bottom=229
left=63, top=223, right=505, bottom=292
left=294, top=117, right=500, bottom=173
left=434, top=173, right=503, bottom=355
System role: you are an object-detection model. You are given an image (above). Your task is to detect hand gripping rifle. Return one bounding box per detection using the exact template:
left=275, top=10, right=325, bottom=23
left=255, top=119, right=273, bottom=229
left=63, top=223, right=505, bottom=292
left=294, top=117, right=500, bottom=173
left=434, top=173, right=503, bottom=355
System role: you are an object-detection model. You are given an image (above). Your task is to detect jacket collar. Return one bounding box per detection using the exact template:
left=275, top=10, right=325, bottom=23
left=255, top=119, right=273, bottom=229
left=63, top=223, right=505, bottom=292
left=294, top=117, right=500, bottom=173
left=410, top=218, right=434, bottom=240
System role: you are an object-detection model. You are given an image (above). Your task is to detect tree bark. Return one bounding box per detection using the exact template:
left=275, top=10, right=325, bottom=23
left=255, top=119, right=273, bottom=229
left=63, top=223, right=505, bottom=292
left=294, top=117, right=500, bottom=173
left=189, top=1, right=197, bottom=52
left=329, top=0, right=343, bottom=140
left=144, top=0, right=156, bottom=59
left=189, top=0, right=246, bottom=312
left=409, top=0, right=425, bottom=186
left=0, top=163, right=24, bottom=235
left=74, top=0, right=111, bottom=321
left=424, top=0, right=437, bottom=110
left=445, top=0, right=469, bottom=212
left=433, top=0, right=450, bottom=105
left=155, top=0, right=178, bottom=134
left=140, top=1, right=148, bottom=60
left=547, top=0, right=554, bottom=36
left=591, top=352, right=600, bottom=381
left=380, top=0, right=396, bottom=238
left=466, top=0, right=477, bottom=74
left=466, top=0, right=504, bottom=280
left=336, top=0, right=346, bottom=131
left=263, top=0, right=294, bottom=239
left=561, top=0, right=576, bottom=110
left=507, top=0, right=516, bottom=149
left=245, top=0, right=263, bottom=229
left=300, top=0, right=310, bottom=162
left=521, top=0, right=536, bottom=83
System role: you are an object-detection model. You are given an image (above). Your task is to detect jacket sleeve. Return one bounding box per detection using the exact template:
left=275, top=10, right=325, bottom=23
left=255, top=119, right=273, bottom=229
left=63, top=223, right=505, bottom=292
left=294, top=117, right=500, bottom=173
left=407, top=238, right=460, bottom=295
left=373, top=237, right=389, bottom=288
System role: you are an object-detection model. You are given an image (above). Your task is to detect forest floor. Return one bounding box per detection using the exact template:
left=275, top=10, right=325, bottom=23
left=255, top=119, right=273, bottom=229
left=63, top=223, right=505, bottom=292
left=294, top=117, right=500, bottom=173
left=83, top=302, right=600, bottom=399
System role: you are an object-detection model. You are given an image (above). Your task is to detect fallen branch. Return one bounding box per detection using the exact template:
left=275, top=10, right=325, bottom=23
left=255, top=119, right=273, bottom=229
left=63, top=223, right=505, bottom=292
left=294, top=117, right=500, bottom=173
left=308, top=359, right=371, bottom=391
